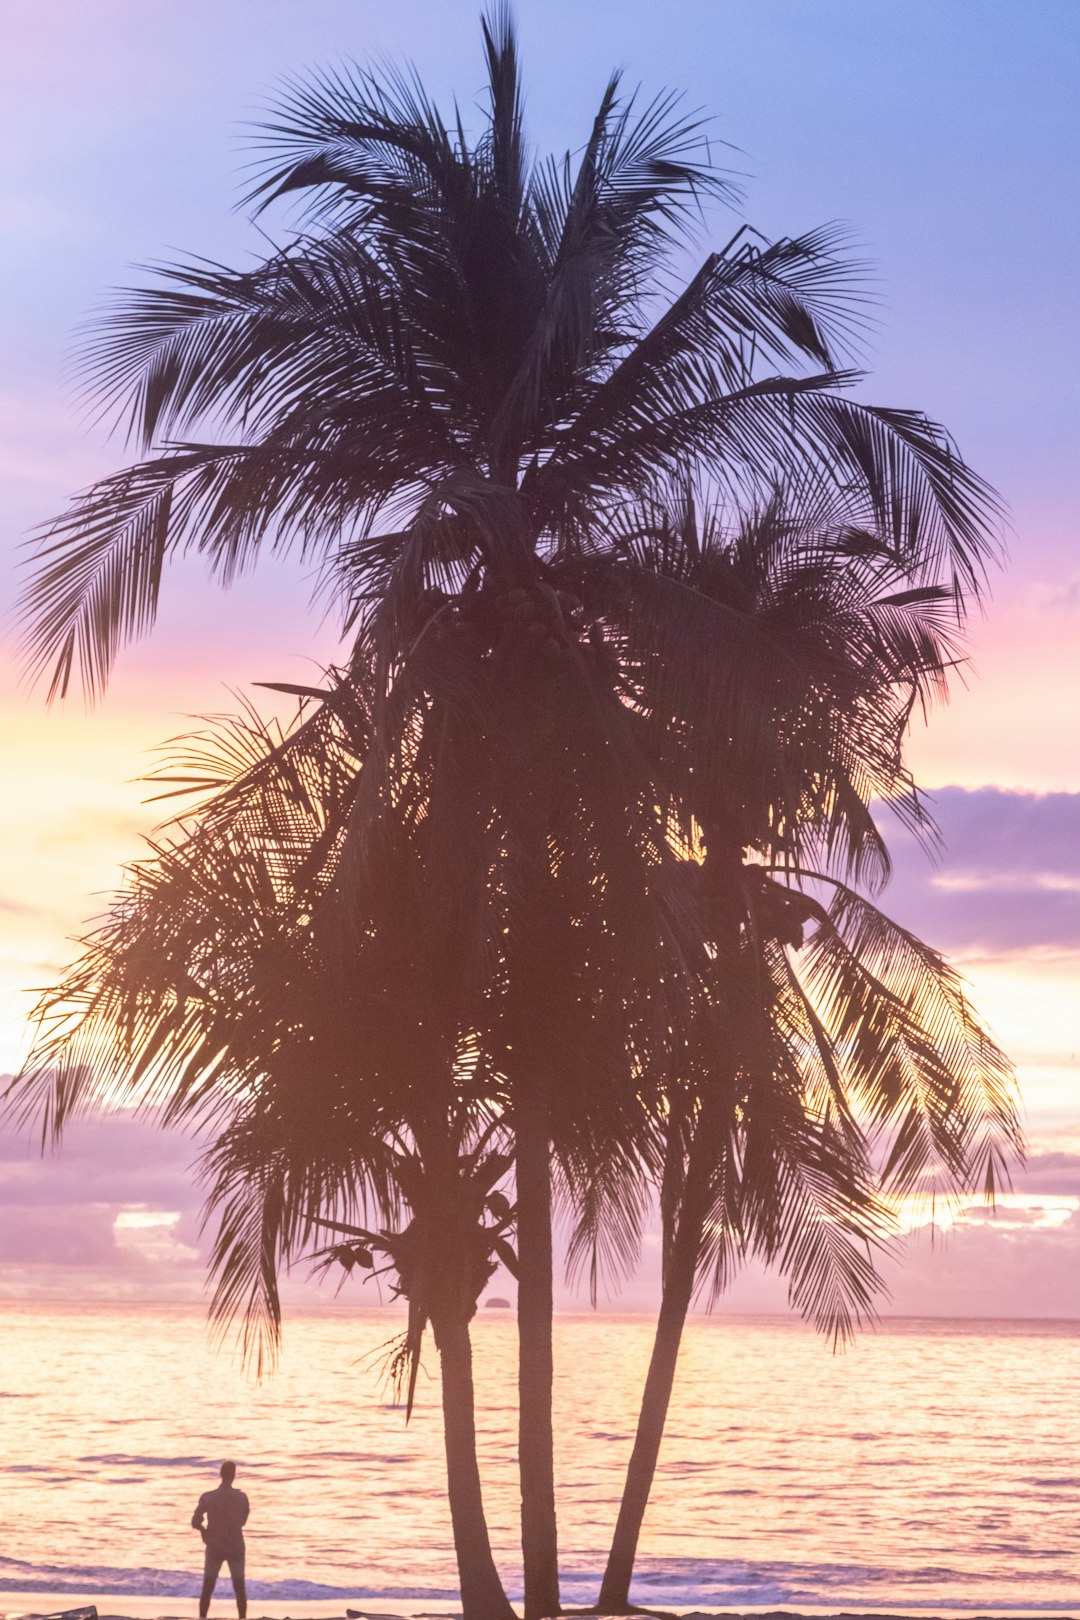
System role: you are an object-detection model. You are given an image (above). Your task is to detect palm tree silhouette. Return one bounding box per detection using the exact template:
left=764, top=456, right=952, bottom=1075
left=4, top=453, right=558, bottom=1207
left=592, top=487, right=1020, bottom=1610
left=14, top=642, right=685, bottom=1617
left=13, top=687, right=524, bottom=1617
left=16, top=11, right=1019, bottom=1618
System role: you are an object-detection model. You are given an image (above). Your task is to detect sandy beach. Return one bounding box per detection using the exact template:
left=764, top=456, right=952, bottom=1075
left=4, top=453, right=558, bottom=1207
left=4, top=1602, right=1079, bottom=1620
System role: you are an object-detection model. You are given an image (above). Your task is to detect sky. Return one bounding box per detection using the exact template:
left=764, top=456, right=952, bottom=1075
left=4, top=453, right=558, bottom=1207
left=0, top=0, right=1078, bottom=1320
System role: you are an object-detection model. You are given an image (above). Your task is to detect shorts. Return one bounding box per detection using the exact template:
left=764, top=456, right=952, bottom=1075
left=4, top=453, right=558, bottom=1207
left=203, top=1545, right=246, bottom=1586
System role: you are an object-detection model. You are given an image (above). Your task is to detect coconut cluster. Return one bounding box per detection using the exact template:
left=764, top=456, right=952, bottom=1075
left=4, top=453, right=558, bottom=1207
left=412, top=580, right=616, bottom=683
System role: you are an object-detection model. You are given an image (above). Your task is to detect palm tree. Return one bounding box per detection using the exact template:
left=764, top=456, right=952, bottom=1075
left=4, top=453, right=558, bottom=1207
left=597, top=865, right=1020, bottom=1610
left=10, top=689, right=528, bottom=1619
left=590, top=487, right=1022, bottom=1611
left=19, top=12, right=1009, bottom=1616
left=15, top=629, right=691, bottom=1618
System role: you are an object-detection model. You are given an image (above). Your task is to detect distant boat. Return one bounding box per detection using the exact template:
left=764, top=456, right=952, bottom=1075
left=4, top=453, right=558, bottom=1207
left=485, top=1296, right=511, bottom=1308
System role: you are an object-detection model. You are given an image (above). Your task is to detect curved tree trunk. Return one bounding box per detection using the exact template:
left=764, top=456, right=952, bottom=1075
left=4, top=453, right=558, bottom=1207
left=597, top=1152, right=708, bottom=1614
left=432, top=1308, right=518, bottom=1620
left=516, top=1074, right=561, bottom=1620
left=600, top=847, right=743, bottom=1611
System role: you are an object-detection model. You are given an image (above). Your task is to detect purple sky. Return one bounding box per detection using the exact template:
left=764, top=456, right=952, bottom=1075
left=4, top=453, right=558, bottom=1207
left=1, top=0, right=1079, bottom=1319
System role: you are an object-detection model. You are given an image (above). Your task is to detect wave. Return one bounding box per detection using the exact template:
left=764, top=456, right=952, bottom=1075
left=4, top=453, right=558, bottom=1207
left=0, top=1557, right=456, bottom=1604
left=74, top=1456, right=216, bottom=1469
left=583, top=1552, right=1080, bottom=1611
left=4, top=1553, right=1080, bottom=1612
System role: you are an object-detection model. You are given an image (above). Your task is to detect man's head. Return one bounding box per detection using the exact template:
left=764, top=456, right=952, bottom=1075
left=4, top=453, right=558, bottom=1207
left=220, top=1461, right=237, bottom=1485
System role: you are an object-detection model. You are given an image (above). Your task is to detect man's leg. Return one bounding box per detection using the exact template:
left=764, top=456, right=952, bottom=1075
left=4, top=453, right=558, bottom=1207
left=227, top=1554, right=247, bottom=1620
left=200, top=1549, right=223, bottom=1618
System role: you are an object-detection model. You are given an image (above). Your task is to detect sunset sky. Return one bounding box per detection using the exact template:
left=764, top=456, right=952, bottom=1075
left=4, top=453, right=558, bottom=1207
left=1, top=0, right=1077, bottom=1319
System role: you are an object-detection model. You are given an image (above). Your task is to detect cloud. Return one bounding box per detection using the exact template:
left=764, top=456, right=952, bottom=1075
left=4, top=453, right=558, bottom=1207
left=0, top=1203, right=122, bottom=1267
left=883, top=1208, right=1080, bottom=1319
left=0, top=1108, right=252, bottom=1305
left=878, top=787, right=1080, bottom=953
left=5, top=1101, right=1080, bottom=1322
left=1028, top=571, right=1080, bottom=614
left=0, top=1112, right=198, bottom=1201
left=0, top=1104, right=366, bottom=1309
left=0, top=897, right=37, bottom=918
left=695, top=1183, right=1080, bottom=1326
left=1010, top=1147, right=1080, bottom=1199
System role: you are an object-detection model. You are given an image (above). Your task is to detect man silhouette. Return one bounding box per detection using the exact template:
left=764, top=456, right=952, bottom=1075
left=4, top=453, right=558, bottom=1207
left=192, top=1460, right=250, bottom=1619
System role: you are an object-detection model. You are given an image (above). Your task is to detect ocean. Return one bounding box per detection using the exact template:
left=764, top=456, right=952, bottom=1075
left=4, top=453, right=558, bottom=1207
left=1, top=1303, right=1077, bottom=1612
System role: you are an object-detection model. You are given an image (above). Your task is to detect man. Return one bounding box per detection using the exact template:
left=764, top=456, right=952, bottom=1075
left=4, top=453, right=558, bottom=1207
left=192, top=1460, right=250, bottom=1619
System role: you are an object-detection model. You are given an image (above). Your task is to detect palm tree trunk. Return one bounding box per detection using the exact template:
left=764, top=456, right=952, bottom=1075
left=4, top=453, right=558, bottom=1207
left=432, top=1308, right=518, bottom=1620
left=597, top=1156, right=706, bottom=1614
left=516, top=1073, right=561, bottom=1620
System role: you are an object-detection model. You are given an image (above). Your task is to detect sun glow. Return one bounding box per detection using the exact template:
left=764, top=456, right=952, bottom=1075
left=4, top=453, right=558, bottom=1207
left=893, top=1192, right=1080, bottom=1235
left=112, top=1207, right=199, bottom=1264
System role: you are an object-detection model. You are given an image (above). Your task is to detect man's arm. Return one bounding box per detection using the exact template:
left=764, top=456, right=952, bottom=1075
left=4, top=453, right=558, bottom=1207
left=191, top=1493, right=208, bottom=1531
left=239, top=1492, right=250, bottom=1527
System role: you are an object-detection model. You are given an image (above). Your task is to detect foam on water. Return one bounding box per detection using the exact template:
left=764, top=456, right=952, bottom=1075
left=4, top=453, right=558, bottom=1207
left=0, top=1556, right=454, bottom=1603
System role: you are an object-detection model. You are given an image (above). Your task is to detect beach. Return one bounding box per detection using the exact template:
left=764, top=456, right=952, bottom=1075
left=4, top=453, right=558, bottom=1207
left=4, top=1605, right=1080, bottom=1620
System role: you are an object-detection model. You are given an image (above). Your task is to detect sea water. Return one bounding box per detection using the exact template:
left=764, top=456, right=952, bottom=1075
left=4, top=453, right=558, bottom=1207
left=1, top=1303, right=1078, bottom=1611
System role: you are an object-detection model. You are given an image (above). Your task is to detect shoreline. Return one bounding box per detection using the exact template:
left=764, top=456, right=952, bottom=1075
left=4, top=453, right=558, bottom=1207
left=3, top=1600, right=1079, bottom=1620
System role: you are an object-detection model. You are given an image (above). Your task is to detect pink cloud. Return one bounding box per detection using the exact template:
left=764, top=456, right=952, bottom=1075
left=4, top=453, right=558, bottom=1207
left=883, top=1210, right=1080, bottom=1319
left=880, top=787, right=1080, bottom=951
